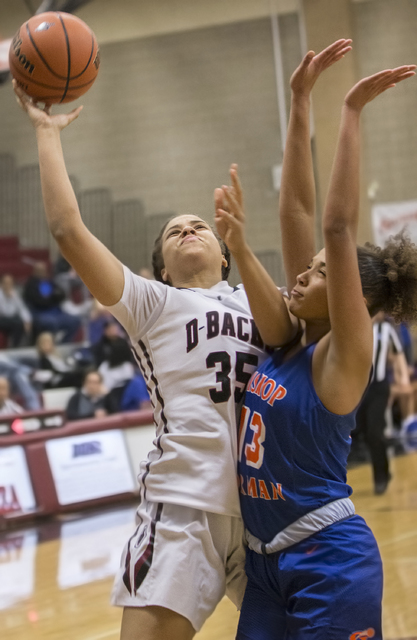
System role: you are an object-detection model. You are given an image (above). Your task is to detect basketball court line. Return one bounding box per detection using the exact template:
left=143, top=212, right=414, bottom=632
left=87, top=630, right=119, bottom=640
left=378, top=527, right=417, bottom=548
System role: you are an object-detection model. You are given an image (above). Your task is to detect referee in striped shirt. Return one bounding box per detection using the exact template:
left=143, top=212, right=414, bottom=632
left=354, top=311, right=410, bottom=494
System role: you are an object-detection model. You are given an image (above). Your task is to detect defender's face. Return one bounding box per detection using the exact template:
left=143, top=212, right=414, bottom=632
left=289, top=248, right=329, bottom=322
left=161, top=214, right=226, bottom=284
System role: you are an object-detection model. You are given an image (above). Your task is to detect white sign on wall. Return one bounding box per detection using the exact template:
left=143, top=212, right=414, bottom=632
left=45, top=430, right=137, bottom=506
left=0, top=446, right=36, bottom=515
left=372, top=199, right=417, bottom=247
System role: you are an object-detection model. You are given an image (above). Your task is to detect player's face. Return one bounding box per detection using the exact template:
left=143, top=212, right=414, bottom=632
left=289, top=248, right=330, bottom=322
left=161, top=215, right=227, bottom=285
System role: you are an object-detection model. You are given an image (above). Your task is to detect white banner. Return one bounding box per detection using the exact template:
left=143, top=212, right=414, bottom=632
left=46, top=430, right=137, bottom=506
left=372, top=200, right=417, bottom=247
left=0, top=446, right=36, bottom=515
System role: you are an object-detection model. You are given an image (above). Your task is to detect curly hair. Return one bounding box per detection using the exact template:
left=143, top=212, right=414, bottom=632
left=151, top=217, right=231, bottom=285
left=357, top=231, right=417, bottom=323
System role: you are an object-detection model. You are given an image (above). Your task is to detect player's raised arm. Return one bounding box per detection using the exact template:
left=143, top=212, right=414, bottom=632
left=280, top=39, right=352, bottom=293
left=316, top=66, right=416, bottom=412
left=13, top=82, right=124, bottom=307
left=215, top=165, right=297, bottom=347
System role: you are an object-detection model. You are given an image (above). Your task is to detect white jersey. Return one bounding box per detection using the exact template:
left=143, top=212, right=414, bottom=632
left=106, top=265, right=268, bottom=517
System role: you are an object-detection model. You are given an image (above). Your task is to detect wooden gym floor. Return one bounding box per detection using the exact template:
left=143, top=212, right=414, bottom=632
left=1, top=448, right=417, bottom=640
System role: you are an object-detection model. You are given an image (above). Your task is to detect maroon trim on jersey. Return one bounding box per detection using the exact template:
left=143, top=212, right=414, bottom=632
left=133, top=503, right=163, bottom=594
left=130, top=343, right=154, bottom=409
left=122, top=515, right=145, bottom=594
left=132, top=341, right=169, bottom=499
left=122, top=537, right=133, bottom=593
left=122, top=509, right=146, bottom=593
left=137, top=340, right=169, bottom=434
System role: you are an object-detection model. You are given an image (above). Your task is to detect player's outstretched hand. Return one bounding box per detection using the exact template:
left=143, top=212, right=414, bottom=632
left=290, top=38, right=352, bottom=97
left=214, top=164, right=247, bottom=256
left=13, top=80, right=83, bottom=131
left=344, top=65, right=416, bottom=112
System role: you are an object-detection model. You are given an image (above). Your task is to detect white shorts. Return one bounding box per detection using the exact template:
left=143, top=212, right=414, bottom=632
left=111, top=499, right=247, bottom=632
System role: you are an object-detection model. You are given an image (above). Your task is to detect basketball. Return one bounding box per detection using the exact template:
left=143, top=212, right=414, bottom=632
left=8, top=11, right=100, bottom=104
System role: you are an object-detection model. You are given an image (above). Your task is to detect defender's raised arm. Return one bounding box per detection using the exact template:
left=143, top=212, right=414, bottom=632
left=280, top=39, right=352, bottom=293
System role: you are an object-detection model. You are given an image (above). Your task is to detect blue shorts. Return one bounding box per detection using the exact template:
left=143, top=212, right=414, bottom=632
left=236, top=515, right=383, bottom=640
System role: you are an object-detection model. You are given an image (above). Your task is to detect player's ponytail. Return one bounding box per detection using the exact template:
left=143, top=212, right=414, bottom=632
left=357, top=231, right=417, bottom=322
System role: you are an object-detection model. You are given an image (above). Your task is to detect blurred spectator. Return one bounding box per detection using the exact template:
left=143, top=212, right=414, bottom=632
left=120, top=373, right=151, bottom=411
left=88, top=299, right=114, bottom=345
left=0, top=355, right=40, bottom=410
left=0, top=274, right=32, bottom=347
left=54, top=253, right=93, bottom=321
left=397, top=322, right=413, bottom=369
left=0, top=376, right=24, bottom=415
left=98, top=339, right=135, bottom=391
left=90, top=319, right=128, bottom=367
left=389, top=321, right=417, bottom=434
left=23, top=261, right=81, bottom=343
left=88, top=319, right=150, bottom=412
left=66, top=370, right=108, bottom=421
left=94, top=327, right=134, bottom=412
left=53, top=253, right=75, bottom=297
left=32, top=332, right=84, bottom=390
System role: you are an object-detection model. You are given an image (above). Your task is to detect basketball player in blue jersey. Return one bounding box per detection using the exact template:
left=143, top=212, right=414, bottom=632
left=215, top=50, right=417, bottom=638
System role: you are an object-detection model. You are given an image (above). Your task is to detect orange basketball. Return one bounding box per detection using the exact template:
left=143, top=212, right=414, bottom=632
left=9, top=11, right=100, bottom=104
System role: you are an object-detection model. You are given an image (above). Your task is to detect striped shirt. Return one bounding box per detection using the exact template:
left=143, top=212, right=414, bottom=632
left=372, top=321, right=403, bottom=382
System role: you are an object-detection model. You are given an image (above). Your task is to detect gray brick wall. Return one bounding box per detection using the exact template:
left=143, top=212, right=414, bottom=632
left=353, top=0, right=417, bottom=206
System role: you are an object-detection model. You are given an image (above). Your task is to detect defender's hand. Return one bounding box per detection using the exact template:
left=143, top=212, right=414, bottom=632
left=290, top=38, right=352, bottom=97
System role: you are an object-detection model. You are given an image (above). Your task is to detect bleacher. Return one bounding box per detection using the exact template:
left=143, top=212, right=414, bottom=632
left=0, top=235, right=50, bottom=283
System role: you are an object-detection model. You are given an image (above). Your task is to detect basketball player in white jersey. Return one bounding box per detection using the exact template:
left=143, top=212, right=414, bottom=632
left=12, top=81, right=296, bottom=639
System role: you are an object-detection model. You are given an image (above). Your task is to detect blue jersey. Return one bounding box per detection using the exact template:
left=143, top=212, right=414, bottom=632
left=238, top=343, right=355, bottom=542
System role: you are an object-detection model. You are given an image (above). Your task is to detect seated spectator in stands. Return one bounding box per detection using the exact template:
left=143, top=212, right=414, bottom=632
left=90, top=319, right=127, bottom=367
left=32, top=332, right=84, bottom=390
left=94, top=329, right=135, bottom=412
left=89, top=318, right=150, bottom=413
left=66, top=370, right=108, bottom=421
left=99, top=338, right=135, bottom=390
left=0, top=274, right=32, bottom=347
left=0, top=354, right=40, bottom=410
left=0, top=376, right=23, bottom=415
left=23, top=261, right=81, bottom=343
left=53, top=252, right=76, bottom=297
left=54, top=252, right=92, bottom=321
